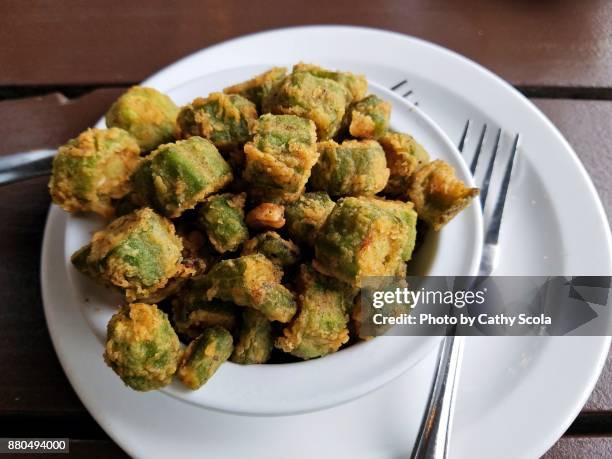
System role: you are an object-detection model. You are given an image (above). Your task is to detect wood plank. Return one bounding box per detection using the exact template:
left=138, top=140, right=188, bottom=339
left=1, top=0, right=612, bottom=87
left=542, top=437, right=612, bottom=458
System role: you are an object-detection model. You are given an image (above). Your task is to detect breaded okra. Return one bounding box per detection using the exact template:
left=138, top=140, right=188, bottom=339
left=49, top=128, right=141, bottom=218
left=231, top=309, right=274, bottom=364
left=203, top=254, right=297, bottom=323
left=104, top=303, right=181, bottom=391
left=347, top=95, right=391, bottom=139
left=241, top=231, right=300, bottom=268
left=197, top=193, right=248, bottom=253
left=284, top=192, right=335, bottom=247
left=313, top=197, right=417, bottom=286
left=132, top=137, right=232, bottom=218
left=105, top=86, right=179, bottom=151
left=292, top=63, right=367, bottom=103
left=380, top=131, right=430, bottom=196
left=407, top=159, right=479, bottom=231
left=177, top=326, right=233, bottom=390
left=277, top=265, right=355, bottom=359
left=223, top=67, right=287, bottom=112
left=264, top=70, right=350, bottom=140
left=176, top=93, right=258, bottom=151
left=310, top=140, right=390, bottom=196
left=242, top=114, right=318, bottom=202
left=71, top=208, right=194, bottom=302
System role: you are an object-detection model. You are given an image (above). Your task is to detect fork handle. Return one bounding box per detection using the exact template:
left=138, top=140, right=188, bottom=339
left=0, top=149, right=56, bottom=186
left=412, top=335, right=465, bottom=459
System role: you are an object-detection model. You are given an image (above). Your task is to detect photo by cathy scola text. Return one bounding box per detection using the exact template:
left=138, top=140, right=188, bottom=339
left=358, top=275, right=612, bottom=337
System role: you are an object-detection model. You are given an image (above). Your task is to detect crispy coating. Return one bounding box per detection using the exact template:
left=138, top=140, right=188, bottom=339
left=313, top=197, right=417, bottom=287
left=241, top=231, right=300, bottom=268
left=105, top=86, right=179, bottom=151
left=276, top=265, right=355, bottom=359
left=380, top=131, right=430, bottom=196
left=197, top=193, right=248, bottom=253
left=176, top=93, right=258, bottom=151
left=231, top=309, right=274, bottom=364
left=348, top=95, right=391, bottom=139
left=224, top=67, right=287, bottom=111
left=310, top=140, right=390, bottom=196
left=284, top=192, right=335, bottom=246
left=292, top=63, right=367, bottom=103
left=407, top=160, right=479, bottom=231
left=243, top=114, right=318, bottom=202
left=203, top=254, right=297, bottom=323
left=177, top=326, right=233, bottom=390
left=132, top=137, right=233, bottom=218
left=265, top=71, right=350, bottom=140
left=49, top=128, right=141, bottom=218
left=172, top=277, right=238, bottom=339
left=104, top=303, right=181, bottom=391
left=71, top=208, right=194, bottom=301
left=245, top=203, right=285, bottom=230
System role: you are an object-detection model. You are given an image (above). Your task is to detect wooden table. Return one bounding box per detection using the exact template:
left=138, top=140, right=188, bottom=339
left=1, top=1, right=610, bottom=457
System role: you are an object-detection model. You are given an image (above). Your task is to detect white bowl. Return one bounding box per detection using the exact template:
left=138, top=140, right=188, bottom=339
left=66, top=66, right=482, bottom=416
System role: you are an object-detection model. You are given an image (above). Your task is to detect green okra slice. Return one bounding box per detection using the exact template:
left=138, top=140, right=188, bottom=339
left=313, top=197, right=417, bottom=287
left=348, top=95, right=391, bottom=139
left=197, top=193, right=249, bottom=253
left=284, top=191, right=335, bottom=246
left=176, top=93, right=258, bottom=151
left=223, top=67, right=287, bottom=112
left=310, top=140, right=390, bottom=197
left=104, top=303, right=181, bottom=391
left=380, top=131, right=430, bottom=196
left=105, top=86, right=179, bottom=151
left=71, top=207, right=194, bottom=302
left=292, top=63, right=367, bottom=103
left=177, top=326, right=233, bottom=390
left=264, top=70, right=350, bottom=140
left=241, top=231, right=300, bottom=268
left=276, top=265, right=355, bottom=359
left=132, top=136, right=233, bottom=218
left=230, top=309, right=274, bottom=364
left=242, top=114, right=318, bottom=203
left=49, top=128, right=141, bottom=218
left=203, top=254, right=297, bottom=323
left=407, top=159, right=479, bottom=231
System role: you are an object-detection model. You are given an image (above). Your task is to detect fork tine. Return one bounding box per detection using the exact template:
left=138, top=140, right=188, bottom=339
left=457, top=120, right=470, bottom=152
left=478, top=128, right=502, bottom=209
left=484, top=134, right=520, bottom=245
left=469, top=124, right=487, bottom=175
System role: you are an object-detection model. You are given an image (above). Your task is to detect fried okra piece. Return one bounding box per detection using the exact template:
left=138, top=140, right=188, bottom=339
left=197, top=193, right=248, bottom=253
left=313, top=197, right=417, bottom=287
left=276, top=265, right=355, bottom=359
left=172, top=278, right=238, bottom=339
left=380, top=131, right=430, bottom=196
left=348, top=95, right=391, bottom=139
left=292, top=63, right=367, bottom=103
left=408, top=160, right=479, bottom=231
left=71, top=208, right=194, bottom=301
left=241, top=231, right=300, bottom=268
left=284, top=192, right=335, bottom=246
left=49, top=128, right=141, bottom=218
left=177, top=326, right=233, bottom=390
left=105, top=86, right=179, bottom=151
left=132, top=137, right=233, bottom=218
left=245, top=203, right=285, bottom=230
left=264, top=71, right=350, bottom=140
left=223, top=67, right=287, bottom=111
left=231, top=309, right=274, bottom=364
left=176, top=93, right=258, bottom=151
left=242, top=114, right=318, bottom=202
left=104, top=303, right=181, bottom=391
left=310, top=140, right=390, bottom=197
left=203, top=254, right=297, bottom=323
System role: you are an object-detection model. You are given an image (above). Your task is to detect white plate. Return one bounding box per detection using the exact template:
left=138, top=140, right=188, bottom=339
left=41, top=26, right=612, bottom=458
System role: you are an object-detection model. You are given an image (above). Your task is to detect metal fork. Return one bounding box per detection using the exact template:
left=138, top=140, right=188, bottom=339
left=411, top=121, right=520, bottom=459
left=0, top=148, right=56, bottom=186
